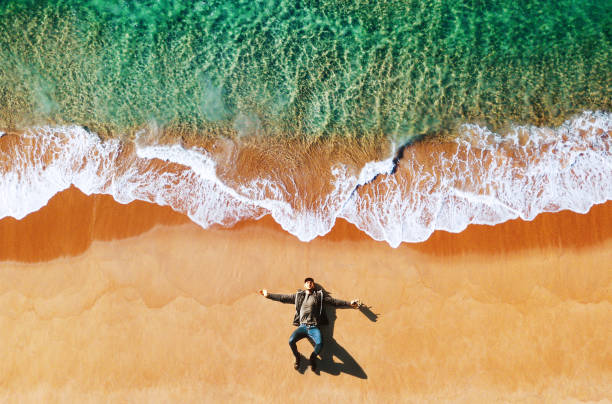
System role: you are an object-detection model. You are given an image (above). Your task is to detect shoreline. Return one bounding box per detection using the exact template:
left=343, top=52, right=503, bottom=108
left=2, top=186, right=612, bottom=263
left=1, top=112, right=610, bottom=247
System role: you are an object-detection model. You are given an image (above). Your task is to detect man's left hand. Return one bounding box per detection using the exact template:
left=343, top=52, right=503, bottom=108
left=350, top=299, right=361, bottom=308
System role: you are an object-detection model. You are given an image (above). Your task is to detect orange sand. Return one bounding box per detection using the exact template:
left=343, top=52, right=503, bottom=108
left=0, top=188, right=611, bottom=402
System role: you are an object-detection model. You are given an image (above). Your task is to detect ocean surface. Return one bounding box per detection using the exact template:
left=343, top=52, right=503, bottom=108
left=1, top=0, right=611, bottom=246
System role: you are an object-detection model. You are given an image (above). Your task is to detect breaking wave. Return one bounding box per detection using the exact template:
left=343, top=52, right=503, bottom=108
left=1, top=111, right=610, bottom=247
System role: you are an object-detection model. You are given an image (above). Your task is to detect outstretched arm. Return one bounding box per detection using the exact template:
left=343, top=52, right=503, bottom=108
left=258, top=289, right=295, bottom=304
left=323, top=294, right=361, bottom=308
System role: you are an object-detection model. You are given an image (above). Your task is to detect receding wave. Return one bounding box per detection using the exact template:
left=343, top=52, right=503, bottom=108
left=0, top=111, right=610, bottom=247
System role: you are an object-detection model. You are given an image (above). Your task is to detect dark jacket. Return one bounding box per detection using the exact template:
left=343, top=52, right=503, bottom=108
left=266, top=289, right=351, bottom=326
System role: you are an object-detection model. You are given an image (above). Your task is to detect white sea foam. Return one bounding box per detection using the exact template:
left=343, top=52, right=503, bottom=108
left=132, top=138, right=391, bottom=241
left=340, top=111, right=612, bottom=247
left=0, top=127, right=263, bottom=227
left=0, top=126, right=121, bottom=220
left=0, top=111, right=610, bottom=246
left=355, top=154, right=396, bottom=187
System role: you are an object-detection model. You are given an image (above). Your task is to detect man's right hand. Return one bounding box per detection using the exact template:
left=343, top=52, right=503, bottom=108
left=258, top=289, right=268, bottom=297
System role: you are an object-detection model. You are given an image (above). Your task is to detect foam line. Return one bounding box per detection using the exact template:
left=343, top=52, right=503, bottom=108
left=0, top=111, right=610, bottom=246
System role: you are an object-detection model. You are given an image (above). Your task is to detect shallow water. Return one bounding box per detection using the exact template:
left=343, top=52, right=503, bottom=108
left=1, top=0, right=610, bottom=141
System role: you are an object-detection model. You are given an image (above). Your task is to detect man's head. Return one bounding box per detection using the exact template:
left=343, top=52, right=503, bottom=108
left=304, top=277, right=315, bottom=291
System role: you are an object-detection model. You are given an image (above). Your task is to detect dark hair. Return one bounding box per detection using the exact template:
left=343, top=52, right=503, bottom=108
left=304, top=277, right=314, bottom=283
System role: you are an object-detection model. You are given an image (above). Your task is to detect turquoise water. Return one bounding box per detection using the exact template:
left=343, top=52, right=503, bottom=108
left=1, top=0, right=610, bottom=141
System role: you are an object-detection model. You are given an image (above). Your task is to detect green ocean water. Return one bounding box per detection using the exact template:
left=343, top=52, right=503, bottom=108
left=0, top=0, right=610, bottom=142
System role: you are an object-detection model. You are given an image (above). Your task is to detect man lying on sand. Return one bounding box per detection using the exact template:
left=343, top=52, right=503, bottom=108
left=258, top=277, right=360, bottom=372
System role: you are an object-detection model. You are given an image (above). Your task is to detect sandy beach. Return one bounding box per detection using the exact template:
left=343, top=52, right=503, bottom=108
left=1, top=187, right=610, bottom=402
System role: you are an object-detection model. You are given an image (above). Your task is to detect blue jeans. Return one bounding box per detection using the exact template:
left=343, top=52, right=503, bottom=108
left=289, top=325, right=322, bottom=358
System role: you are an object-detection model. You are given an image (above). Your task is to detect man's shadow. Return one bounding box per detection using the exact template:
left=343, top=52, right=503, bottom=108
left=299, top=283, right=378, bottom=378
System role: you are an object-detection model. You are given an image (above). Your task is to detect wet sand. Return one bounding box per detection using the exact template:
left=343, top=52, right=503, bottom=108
left=1, top=187, right=611, bottom=402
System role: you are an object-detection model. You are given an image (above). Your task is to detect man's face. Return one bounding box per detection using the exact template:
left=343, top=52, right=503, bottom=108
left=304, top=280, right=315, bottom=291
